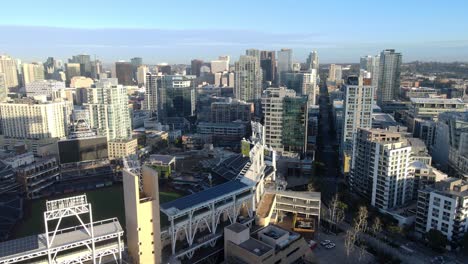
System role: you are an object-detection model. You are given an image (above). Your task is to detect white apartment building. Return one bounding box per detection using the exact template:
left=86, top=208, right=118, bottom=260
left=0, top=98, right=71, bottom=140
left=25, top=80, right=66, bottom=99
left=85, top=78, right=132, bottom=140
left=351, top=128, right=413, bottom=210
left=262, top=87, right=296, bottom=152
left=234, top=55, right=262, bottom=103
left=341, top=76, right=374, bottom=155
left=416, top=178, right=468, bottom=242
left=327, top=64, right=342, bottom=82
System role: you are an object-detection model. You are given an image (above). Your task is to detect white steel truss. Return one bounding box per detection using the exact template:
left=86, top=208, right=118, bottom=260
left=166, top=188, right=254, bottom=260
left=0, top=195, right=124, bottom=264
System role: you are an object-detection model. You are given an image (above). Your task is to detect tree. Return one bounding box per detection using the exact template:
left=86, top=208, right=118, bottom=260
left=327, top=194, right=347, bottom=232
left=371, top=217, right=383, bottom=236
left=427, top=229, right=448, bottom=252
left=353, top=206, right=369, bottom=234
left=344, top=229, right=357, bottom=257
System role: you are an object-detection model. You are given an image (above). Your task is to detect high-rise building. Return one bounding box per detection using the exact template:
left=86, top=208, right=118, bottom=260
left=211, top=56, right=229, bottom=73
left=69, top=54, right=92, bottom=77
left=144, top=73, right=158, bottom=115
left=245, top=49, right=260, bottom=61
left=211, top=99, right=251, bottom=123
left=277, top=49, right=292, bottom=85
left=234, top=55, right=262, bottom=103
left=137, top=65, right=149, bottom=86
left=190, top=59, right=203, bottom=77
left=306, top=51, right=319, bottom=71
left=350, top=128, right=413, bottom=210
left=327, top=64, right=342, bottom=82
left=341, top=76, right=374, bottom=155
left=157, top=75, right=196, bottom=120
left=377, top=49, right=402, bottom=106
left=123, top=165, right=162, bottom=264
left=22, top=62, right=45, bottom=85
left=262, top=87, right=308, bottom=154
left=0, top=97, right=72, bottom=153
left=432, top=111, right=468, bottom=176
left=65, top=63, right=81, bottom=84
left=0, top=73, right=6, bottom=102
left=0, top=55, right=19, bottom=89
left=360, top=55, right=373, bottom=71
left=85, top=78, right=132, bottom=140
left=115, top=61, right=134, bottom=85
left=416, top=178, right=468, bottom=242
left=283, top=70, right=319, bottom=104
left=130, top=57, right=143, bottom=80
left=260, top=50, right=276, bottom=84
left=25, top=80, right=66, bottom=99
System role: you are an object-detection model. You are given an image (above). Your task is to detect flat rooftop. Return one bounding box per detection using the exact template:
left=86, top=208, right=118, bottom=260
left=238, top=238, right=272, bottom=257
left=410, top=98, right=464, bottom=104
left=272, top=190, right=321, bottom=200
left=160, top=180, right=251, bottom=216
left=149, top=154, right=175, bottom=164
left=225, top=222, right=248, bottom=233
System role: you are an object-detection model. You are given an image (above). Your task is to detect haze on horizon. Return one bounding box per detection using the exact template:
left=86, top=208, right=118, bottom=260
left=1, top=0, right=467, bottom=64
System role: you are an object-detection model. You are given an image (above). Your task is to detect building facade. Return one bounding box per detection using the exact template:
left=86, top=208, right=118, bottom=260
left=377, top=49, right=402, bottom=106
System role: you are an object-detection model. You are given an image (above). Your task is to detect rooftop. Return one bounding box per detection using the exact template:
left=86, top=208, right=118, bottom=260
left=149, top=154, right=176, bottom=165
left=238, top=238, right=272, bottom=257
left=410, top=98, right=464, bottom=104
left=225, top=222, right=248, bottom=233
left=160, top=180, right=251, bottom=216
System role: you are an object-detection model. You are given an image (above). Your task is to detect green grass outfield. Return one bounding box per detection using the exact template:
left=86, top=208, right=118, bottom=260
left=11, top=184, right=181, bottom=239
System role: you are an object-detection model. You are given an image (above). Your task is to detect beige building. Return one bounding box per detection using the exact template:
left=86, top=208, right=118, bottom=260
left=123, top=166, right=162, bottom=264
left=0, top=55, right=19, bottom=89
left=22, top=62, right=45, bottom=85
left=224, top=223, right=310, bottom=264
left=70, top=76, right=94, bottom=88
left=108, top=138, right=138, bottom=159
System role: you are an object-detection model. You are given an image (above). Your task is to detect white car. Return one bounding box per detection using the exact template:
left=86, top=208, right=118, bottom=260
left=320, top=240, right=331, bottom=246
left=325, top=243, right=336, bottom=249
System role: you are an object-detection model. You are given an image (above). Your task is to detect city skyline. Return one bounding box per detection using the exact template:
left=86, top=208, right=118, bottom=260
left=1, top=0, right=468, bottom=63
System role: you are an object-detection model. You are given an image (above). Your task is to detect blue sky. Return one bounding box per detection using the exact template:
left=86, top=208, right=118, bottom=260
left=1, top=0, right=467, bottom=64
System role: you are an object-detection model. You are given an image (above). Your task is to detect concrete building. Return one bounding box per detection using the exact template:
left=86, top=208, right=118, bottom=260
left=262, top=87, right=308, bottom=155
left=432, top=111, right=468, bottom=176
left=277, top=49, right=292, bottom=85
left=137, top=65, right=149, bottom=86
left=85, top=78, right=132, bottom=140
left=0, top=54, right=19, bottom=89
left=108, top=138, right=138, bottom=159
left=283, top=70, right=319, bottom=104
left=409, top=161, right=447, bottom=200
left=0, top=97, right=71, bottom=140
left=0, top=73, right=6, bottom=103
left=144, top=72, right=158, bottom=115
left=306, top=51, right=319, bottom=71
left=224, top=224, right=310, bottom=264
left=350, top=128, right=413, bottom=210
left=198, top=122, right=247, bottom=147
left=211, top=99, right=251, bottom=123
left=123, top=166, right=162, bottom=264
left=65, top=63, right=81, bottom=84
left=16, top=156, right=60, bottom=199
left=235, top=55, right=262, bottom=104
left=25, top=80, right=66, bottom=99
left=416, top=178, right=468, bottom=242
left=403, top=87, right=438, bottom=99
left=69, top=54, right=92, bottom=77
left=70, top=76, right=93, bottom=88
left=341, top=76, right=375, bottom=156
left=260, top=50, right=276, bottom=84
left=327, top=64, right=342, bottom=82
left=115, top=61, right=133, bottom=85
left=211, top=57, right=229, bottom=73
left=22, top=62, right=45, bottom=85
left=377, top=49, right=402, bottom=106
left=332, top=100, right=344, bottom=142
